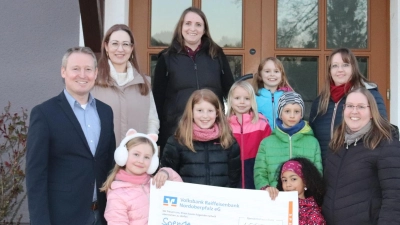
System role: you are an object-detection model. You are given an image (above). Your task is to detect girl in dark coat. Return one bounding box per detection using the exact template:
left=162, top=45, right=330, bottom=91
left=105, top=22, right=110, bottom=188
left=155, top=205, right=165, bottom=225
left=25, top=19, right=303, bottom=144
left=323, top=87, right=400, bottom=225
left=266, top=157, right=326, bottom=225
left=160, top=89, right=241, bottom=188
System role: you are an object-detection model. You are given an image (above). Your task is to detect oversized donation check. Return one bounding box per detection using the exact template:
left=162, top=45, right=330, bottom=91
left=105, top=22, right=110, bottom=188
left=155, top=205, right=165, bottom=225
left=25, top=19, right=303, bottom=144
left=148, top=180, right=298, bottom=225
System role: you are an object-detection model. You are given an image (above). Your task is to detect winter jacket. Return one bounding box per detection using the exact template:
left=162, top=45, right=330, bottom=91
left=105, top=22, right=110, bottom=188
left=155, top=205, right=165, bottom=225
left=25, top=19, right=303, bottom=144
left=322, top=138, right=400, bottom=225
left=254, top=122, right=322, bottom=189
left=228, top=112, right=271, bottom=189
left=299, top=197, right=326, bottom=225
left=152, top=38, right=234, bottom=153
left=255, top=88, right=285, bottom=130
left=309, top=84, right=387, bottom=162
left=92, top=66, right=159, bottom=144
left=160, top=136, right=241, bottom=188
left=104, top=168, right=182, bottom=225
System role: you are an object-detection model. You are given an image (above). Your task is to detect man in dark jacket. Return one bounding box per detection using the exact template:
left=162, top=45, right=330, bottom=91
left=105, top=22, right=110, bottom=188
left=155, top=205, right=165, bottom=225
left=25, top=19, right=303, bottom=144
left=26, top=47, right=116, bottom=225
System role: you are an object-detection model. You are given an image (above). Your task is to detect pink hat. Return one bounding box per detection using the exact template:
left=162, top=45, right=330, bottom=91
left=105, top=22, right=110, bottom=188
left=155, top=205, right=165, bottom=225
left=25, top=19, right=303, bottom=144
left=281, top=160, right=303, bottom=180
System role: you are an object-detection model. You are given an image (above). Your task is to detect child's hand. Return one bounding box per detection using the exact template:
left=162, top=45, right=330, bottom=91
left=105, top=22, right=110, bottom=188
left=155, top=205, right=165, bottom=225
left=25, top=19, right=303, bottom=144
left=152, top=169, right=169, bottom=189
left=265, top=187, right=279, bottom=200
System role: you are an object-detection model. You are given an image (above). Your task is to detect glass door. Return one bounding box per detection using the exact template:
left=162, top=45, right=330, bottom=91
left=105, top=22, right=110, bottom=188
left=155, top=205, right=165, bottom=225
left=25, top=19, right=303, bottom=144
left=130, top=0, right=262, bottom=80
left=130, top=0, right=389, bottom=118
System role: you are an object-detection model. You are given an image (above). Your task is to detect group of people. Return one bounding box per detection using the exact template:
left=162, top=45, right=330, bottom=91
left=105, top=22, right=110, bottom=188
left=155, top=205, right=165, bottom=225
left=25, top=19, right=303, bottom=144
left=25, top=6, right=400, bottom=225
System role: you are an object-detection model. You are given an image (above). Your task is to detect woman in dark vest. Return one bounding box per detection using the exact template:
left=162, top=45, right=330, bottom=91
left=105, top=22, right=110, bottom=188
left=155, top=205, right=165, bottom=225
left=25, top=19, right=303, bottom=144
left=152, top=7, right=234, bottom=155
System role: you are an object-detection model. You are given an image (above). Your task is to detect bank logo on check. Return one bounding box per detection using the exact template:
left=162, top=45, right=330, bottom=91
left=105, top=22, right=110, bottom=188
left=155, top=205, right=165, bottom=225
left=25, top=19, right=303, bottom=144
left=163, top=196, right=178, bottom=207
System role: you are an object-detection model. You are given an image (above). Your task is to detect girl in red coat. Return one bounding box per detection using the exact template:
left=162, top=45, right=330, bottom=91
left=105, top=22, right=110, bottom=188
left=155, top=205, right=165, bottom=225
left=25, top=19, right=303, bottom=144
left=267, top=157, right=326, bottom=225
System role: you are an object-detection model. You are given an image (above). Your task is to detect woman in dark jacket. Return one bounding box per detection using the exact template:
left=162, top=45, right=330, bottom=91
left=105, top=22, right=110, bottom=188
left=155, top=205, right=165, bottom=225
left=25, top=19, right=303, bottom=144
left=152, top=7, right=234, bottom=154
left=323, top=87, right=400, bottom=225
left=160, top=89, right=241, bottom=188
left=309, top=48, right=387, bottom=162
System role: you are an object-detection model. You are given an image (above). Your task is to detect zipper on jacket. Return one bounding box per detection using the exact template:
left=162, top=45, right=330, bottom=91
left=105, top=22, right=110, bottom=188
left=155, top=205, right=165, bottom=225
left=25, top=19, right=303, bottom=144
left=272, top=94, right=275, bottom=129
left=330, top=100, right=341, bottom=139
left=205, top=142, right=210, bottom=185
left=289, top=136, right=292, bottom=158
left=194, top=63, right=199, bottom=89
left=239, top=115, right=245, bottom=189
left=141, top=184, right=149, bottom=199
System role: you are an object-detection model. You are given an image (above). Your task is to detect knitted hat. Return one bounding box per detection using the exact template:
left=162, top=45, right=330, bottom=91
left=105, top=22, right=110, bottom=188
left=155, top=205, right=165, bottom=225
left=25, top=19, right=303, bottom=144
left=114, top=129, right=159, bottom=174
left=277, top=92, right=305, bottom=118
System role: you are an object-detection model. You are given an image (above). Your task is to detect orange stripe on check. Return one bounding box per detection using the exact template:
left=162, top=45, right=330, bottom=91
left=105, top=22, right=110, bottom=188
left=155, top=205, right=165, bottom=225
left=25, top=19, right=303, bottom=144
left=288, top=201, right=293, bottom=225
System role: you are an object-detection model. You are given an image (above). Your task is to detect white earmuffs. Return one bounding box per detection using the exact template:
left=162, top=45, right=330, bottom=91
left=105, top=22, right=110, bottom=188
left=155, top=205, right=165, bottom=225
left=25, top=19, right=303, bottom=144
left=114, top=129, right=159, bottom=174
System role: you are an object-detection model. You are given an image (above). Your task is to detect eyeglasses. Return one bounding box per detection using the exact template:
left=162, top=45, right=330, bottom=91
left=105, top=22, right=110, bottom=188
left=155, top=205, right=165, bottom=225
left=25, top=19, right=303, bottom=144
left=344, top=104, right=370, bottom=111
left=331, top=63, right=351, bottom=70
left=108, top=41, right=133, bottom=51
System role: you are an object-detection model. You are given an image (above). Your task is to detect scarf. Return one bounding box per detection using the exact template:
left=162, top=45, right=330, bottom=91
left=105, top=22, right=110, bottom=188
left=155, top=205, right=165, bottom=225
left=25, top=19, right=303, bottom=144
left=192, top=123, right=220, bottom=141
left=115, top=169, right=150, bottom=185
left=344, top=121, right=371, bottom=149
left=185, top=42, right=202, bottom=60
left=108, top=60, right=135, bottom=86
left=277, top=86, right=293, bottom=92
left=276, top=118, right=306, bottom=136
left=330, top=81, right=352, bottom=103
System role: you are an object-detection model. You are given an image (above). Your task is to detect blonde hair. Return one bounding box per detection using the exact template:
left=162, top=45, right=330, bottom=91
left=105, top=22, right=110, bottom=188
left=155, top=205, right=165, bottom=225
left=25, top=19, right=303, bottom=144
left=253, top=57, right=293, bottom=94
left=100, top=137, right=155, bottom=193
left=175, top=89, right=234, bottom=152
left=227, top=81, right=259, bottom=123
left=329, top=87, right=392, bottom=151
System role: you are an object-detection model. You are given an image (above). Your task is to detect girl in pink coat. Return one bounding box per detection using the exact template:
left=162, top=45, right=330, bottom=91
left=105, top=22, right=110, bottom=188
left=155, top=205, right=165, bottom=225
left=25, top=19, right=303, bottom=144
left=100, top=129, right=182, bottom=225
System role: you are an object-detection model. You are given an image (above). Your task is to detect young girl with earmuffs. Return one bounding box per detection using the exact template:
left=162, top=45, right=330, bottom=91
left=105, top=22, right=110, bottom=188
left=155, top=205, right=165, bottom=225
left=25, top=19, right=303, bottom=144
left=100, top=129, right=182, bottom=225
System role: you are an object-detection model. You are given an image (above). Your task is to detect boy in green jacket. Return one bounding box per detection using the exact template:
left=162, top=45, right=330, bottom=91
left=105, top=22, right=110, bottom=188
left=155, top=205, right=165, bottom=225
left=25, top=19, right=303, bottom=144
left=254, top=92, right=322, bottom=189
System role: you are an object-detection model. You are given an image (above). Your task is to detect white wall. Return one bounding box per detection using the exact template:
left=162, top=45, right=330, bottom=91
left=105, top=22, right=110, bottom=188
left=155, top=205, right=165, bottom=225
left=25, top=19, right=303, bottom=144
left=104, top=0, right=130, bottom=32
left=0, top=1, right=80, bottom=223
left=390, top=0, right=400, bottom=126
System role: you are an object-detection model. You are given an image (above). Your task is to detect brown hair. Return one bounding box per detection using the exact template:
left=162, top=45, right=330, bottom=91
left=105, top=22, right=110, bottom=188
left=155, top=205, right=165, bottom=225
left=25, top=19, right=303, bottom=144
left=314, top=48, right=369, bottom=117
left=253, top=57, right=293, bottom=94
left=175, top=89, right=234, bottom=152
left=329, top=87, right=392, bottom=151
left=96, top=24, right=149, bottom=95
left=170, top=7, right=221, bottom=58
left=100, top=137, right=155, bottom=192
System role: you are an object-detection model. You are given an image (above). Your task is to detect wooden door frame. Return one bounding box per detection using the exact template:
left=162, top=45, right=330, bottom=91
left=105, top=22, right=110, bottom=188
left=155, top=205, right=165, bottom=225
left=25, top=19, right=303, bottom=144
left=129, top=0, right=390, bottom=116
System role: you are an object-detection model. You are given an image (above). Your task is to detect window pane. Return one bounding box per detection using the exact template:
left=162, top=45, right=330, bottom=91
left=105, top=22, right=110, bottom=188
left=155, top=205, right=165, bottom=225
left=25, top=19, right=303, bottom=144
left=277, top=0, right=318, bottom=48
left=356, top=57, right=368, bottom=78
left=202, top=0, right=242, bottom=48
left=150, top=54, right=158, bottom=86
left=226, top=55, right=242, bottom=81
left=327, top=0, right=368, bottom=49
left=277, top=56, right=318, bottom=121
left=151, top=0, right=191, bottom=46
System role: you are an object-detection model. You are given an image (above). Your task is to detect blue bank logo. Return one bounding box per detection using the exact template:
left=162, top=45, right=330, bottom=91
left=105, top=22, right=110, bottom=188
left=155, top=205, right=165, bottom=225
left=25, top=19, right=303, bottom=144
left=163, top=196, right=178, bottom=207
